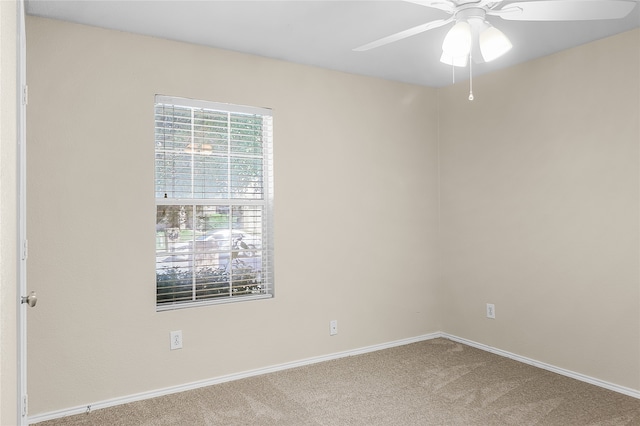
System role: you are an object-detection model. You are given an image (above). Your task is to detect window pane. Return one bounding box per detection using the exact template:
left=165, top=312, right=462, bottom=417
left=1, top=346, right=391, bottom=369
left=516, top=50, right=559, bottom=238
left=156, top=205, right=193, bottom=250
left=156, top=204, right=266, bottom=304
left=193, top=155, right=228, bottom=199
left=230, top=157, right=263, bottom=199
left=230, top=113, right=263, bottom=156
left=194, top=109, right=228, bottom=154
left=155, top=152, right=193, bottom=199
left=156, top=104, right=267, bottom=200
left=156, top=254, right=193, bottom=304
left=195, top=267, right=231, bottom=300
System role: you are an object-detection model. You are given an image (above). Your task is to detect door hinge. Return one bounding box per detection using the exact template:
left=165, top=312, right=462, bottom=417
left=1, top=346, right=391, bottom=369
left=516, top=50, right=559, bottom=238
left=22, top=394, right=28, bottom=417
left=22, top=239, right=28, bottom=261
left=22, top=85, right=28, bottom=106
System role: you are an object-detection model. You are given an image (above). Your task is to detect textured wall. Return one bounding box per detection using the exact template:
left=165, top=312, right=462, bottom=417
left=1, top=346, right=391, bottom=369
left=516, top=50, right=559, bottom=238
left=26, top=16, right=441, bottom=415
left=438, top=29, right=640, bottom=390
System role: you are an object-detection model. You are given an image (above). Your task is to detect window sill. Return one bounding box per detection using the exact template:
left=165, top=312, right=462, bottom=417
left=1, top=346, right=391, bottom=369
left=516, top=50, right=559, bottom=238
left=156, top=293, right=273, bottom=312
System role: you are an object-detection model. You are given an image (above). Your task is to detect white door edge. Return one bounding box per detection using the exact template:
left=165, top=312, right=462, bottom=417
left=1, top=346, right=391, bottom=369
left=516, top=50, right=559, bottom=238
left=17, top=0, right=28, bottom=424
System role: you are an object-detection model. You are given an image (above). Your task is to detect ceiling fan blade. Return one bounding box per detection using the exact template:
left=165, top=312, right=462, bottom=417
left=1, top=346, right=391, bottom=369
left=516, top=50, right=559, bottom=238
left=492, top=0, right=637, bottom=21
left=403, top=0, right=456, bottom=13
left=354, top=17, right=453, bottom=51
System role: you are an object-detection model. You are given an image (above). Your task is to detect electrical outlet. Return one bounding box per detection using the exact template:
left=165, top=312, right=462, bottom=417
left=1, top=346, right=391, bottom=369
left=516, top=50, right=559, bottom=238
left=330, top=320, right=338, bottom=336
left=170, top=330, right=183, bottom=350
left=486, top=303, right=495, bottom=319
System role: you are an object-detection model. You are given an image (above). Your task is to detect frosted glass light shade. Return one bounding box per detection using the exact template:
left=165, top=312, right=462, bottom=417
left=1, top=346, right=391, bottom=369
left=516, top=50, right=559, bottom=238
left=442, top=21, right=472, bottom=57
left=440, top=52, right=468, bottom=67
left=479, top=25, right=512, bottom=62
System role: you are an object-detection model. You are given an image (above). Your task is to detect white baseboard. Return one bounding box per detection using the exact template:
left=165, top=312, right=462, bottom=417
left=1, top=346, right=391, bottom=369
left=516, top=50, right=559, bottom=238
left=441, top=333, right=640, bottom=400
left=28, top=331, right=640, bottom=424
left=27, top=332, right=442, bottom=424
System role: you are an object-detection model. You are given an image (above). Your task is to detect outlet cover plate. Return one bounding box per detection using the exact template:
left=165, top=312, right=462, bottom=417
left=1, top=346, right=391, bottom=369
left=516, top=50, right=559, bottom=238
left=330, top=320, right=338, bottom=336
left=170, top=330, right=183, bottom=350
left=486, top=304, right=495, bottom=319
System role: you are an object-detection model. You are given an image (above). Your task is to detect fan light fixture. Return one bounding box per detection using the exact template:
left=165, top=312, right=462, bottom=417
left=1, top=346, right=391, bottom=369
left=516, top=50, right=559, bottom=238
left=441, top=21, right=472, bottom=58
left=440, top=8, right=512, bottom=67
left=479, top=26, right=512, bottom=62
left=353, top=0, right=636, bottom=100
left=440, top=52, right=468, bottom=67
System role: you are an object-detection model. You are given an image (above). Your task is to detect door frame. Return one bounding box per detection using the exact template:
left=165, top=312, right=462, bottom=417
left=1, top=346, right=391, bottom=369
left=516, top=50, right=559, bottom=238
left=17, top=0, right=28, bottom=423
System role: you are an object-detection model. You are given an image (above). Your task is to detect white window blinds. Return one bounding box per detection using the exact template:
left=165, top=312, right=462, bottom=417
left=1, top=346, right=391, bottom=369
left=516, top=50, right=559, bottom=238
left=155, top=95, right=274, bottom=310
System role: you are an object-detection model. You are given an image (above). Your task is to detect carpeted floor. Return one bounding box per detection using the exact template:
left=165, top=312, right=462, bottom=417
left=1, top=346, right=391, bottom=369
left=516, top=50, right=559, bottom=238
left=34, top=338, right=640, bottom=425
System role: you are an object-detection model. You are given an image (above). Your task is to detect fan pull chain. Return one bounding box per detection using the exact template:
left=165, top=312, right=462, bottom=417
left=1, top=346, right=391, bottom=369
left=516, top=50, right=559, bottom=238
left=468, top=53, right=474, bottom=101
left=452, top=62, right=455, bottom=84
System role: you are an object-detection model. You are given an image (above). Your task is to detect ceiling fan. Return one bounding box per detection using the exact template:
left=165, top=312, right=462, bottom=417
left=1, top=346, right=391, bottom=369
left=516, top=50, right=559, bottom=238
left=354, top=0, right=638, bottom=68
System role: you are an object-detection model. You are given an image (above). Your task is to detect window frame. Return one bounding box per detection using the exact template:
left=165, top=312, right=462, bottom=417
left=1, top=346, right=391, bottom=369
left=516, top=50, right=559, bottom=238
left=154, top=95, right=274, bottom=311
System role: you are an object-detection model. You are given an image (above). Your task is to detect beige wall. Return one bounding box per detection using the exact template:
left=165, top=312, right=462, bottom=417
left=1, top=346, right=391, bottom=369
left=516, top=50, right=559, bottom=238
left=1, top=0, right=18, bottom=424
left=439, top=29, right=640, bottom=389
left=24, top=14, right=640, bottom=417
left=25, top=16, right=441, bottom=415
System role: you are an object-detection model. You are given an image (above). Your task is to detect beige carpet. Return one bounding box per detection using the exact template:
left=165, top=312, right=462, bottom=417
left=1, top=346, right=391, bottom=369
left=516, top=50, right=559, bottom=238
left=35, top=338, right=640, bottom=425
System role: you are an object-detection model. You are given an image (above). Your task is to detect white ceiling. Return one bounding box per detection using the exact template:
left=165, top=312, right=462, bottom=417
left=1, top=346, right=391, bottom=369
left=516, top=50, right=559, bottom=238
left=25, top=0, right=640, bottom=87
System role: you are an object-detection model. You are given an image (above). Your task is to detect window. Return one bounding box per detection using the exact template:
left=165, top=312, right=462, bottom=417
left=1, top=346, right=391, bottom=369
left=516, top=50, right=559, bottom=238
left=155, top=95, right=274, bottom=310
